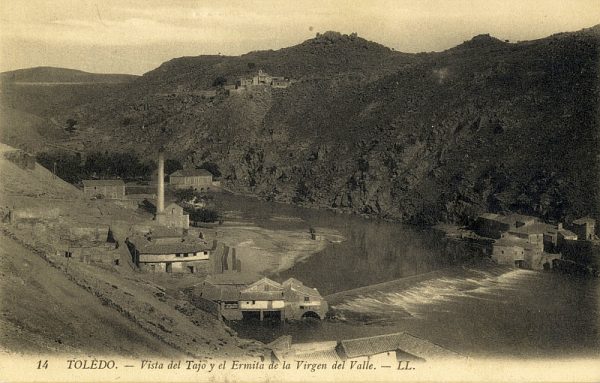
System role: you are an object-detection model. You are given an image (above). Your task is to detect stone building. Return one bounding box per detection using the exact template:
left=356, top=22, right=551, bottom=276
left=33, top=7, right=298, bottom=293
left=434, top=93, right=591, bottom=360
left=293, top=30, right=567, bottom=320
left=474, top=213, right=539, bottom=239
left=127, top=227, right=214, bottom=273
left=169, top=169, right=213, bottom=191
left=156, top=202, right=189, bottom=230
left=197, top=275, right=328, bottom=321
left=82, top=179, right=125, bottom=199
left=571, top=217, right=596, bottom=241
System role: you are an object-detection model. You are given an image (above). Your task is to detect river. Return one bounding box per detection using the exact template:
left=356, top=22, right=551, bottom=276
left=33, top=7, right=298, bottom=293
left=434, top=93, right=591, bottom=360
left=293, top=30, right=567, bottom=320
left=213, top=194, right=600, bottom=358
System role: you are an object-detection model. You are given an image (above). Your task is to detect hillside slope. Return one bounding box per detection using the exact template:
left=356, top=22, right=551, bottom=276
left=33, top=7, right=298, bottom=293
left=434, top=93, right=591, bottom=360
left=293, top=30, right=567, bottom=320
left=0, top=143, right=262, bottom=357
left=5, top=28, right=600, bottom=225
left=0, top=233, right=183, bottom=356
left=0, top=66, right=138, bottom=84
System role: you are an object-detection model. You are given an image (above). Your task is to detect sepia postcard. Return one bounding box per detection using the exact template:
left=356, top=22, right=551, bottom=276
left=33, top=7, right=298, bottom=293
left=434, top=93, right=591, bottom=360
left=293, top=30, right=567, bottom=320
left=0, top=1, right=599, bottom=382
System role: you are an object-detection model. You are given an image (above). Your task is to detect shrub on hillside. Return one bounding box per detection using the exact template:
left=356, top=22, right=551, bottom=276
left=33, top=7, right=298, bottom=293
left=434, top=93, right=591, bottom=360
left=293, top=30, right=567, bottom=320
left=188, top=208, right=219, bottom=223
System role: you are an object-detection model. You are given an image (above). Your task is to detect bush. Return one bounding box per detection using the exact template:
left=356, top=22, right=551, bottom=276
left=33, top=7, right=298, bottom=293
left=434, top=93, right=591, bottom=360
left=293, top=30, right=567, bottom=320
left=189, top=208, right=219, bottom=223
left=198, top=161, right=221, bottom=178
left=212, top=76, right=227, bottom=87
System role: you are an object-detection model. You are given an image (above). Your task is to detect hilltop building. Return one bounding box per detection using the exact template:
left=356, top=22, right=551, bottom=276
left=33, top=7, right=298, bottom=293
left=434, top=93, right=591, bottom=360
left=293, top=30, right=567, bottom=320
left=236, top=70, right=293, bottom=90
left=197, top=275, right=328, bottom=321
left=82, top=179, right=125, bottom=199
left=169, top=169, right=213, bottom=191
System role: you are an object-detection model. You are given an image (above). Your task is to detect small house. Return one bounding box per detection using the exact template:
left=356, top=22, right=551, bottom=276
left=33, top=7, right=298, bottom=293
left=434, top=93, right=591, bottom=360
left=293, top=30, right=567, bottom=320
left=169, top=169, right=213, bottom=191
left=82, top=179, right=125, bottom=199
left=127, top=228, right=214, bottom=273
left=571, top=217, right=596, bottom=241
left=336, top=332, right=460, bottom=363
left=240, top=277, right=286, bottom=321
left=282, top=278, right=328, bottom=320
left=197, top=275, right=328, bottom=321
left=156, top=202, right=189, bottom=229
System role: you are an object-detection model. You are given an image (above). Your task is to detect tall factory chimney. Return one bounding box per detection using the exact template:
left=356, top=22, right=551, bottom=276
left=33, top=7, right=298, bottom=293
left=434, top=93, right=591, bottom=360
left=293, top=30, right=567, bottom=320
left=157, top=149, right=165, bottom=214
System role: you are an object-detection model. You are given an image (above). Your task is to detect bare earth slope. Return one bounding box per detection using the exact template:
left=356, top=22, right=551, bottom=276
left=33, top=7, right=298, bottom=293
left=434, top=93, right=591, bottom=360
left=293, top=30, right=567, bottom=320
left=0, top=234, right=182, bottom=356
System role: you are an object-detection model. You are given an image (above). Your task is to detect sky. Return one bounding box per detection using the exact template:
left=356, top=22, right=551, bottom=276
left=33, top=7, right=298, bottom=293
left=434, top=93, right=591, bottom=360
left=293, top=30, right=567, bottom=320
left=1, top=0, right=599, bottom=75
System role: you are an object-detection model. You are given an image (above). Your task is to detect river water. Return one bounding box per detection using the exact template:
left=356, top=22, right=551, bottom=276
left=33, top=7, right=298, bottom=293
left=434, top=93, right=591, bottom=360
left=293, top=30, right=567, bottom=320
left=213, top=194, right=600, bottom=358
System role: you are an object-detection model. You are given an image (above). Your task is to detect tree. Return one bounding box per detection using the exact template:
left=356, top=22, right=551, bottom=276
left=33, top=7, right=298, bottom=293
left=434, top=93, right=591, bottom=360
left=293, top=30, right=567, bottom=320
left=212, top=76, right=227, bottom=87
left=189, top=208, right=219, bottom=223
left=164, top=159, right=182, bottom=175
left=199, top=161, right=221, bottom=178
left=65, top=118, right=78, bottom=132
left=174, top=187, right=196, bottom=203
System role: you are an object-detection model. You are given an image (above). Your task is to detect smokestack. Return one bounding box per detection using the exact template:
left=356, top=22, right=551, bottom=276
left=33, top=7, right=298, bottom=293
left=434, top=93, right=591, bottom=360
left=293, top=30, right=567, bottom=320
left=157, top=149, right=165, bottom=214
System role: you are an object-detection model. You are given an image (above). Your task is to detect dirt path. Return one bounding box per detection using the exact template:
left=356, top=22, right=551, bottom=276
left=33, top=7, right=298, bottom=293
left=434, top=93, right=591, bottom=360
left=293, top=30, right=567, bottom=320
left=0, top=233, right=183, bottom=356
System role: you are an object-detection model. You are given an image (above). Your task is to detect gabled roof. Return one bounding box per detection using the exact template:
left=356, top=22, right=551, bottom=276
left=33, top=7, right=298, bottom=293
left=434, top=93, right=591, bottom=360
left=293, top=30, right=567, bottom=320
left=147, top=226, right=182, bottom=238
left=573, top=217, right=596, bottom=225
left=200, top=284, right=242, bottom=302
left=204, top=272, right=260, bottom=286
left=164, top=202, right=184, bottom=212
left=131, top=235, right=212, bottom=255
left=170, top=169, right=213, bottom=177
left=283, top=278, right=322, bottom=297
left=82, top=179, right=125, bottom=187
left=338, top=332, right=460, bottom=360
left=243, top=277, right=283, bottom=292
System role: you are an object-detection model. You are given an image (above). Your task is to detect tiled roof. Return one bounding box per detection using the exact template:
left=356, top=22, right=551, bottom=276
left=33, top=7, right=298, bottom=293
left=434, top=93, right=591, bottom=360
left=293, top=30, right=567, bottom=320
left=82, top=179, right=125, bottom=187
left=243, top=277, right=283, bottom=292
left=338, top=332, right=459, bottom=360
left=294, top=348, right=341, bottom=362
left=509, top=222, right=554, bottom=235
left=170, top=169, right=213, bottom=177
left=573, top=217, right=595, bottom=224
left=200, top=284, right=242, bottom=301
left=283, top=278, right=322, bottom=297
left=131, top=236, right=212, bottom=255
left=205, top=272, right=260, bottom=286
left=267, top=335, right=292, bottom=351
left=147, top=226, right=183, bottom=238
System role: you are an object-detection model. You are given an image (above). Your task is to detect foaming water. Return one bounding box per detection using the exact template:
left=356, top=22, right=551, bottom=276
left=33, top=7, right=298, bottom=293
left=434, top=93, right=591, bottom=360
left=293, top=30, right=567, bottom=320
left=333, top=267, right=535, bottom=320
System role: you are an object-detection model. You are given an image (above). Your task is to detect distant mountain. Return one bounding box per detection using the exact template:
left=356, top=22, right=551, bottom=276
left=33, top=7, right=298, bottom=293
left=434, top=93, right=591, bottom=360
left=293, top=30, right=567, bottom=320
left=2, top=27, right=599, bottom=225
left=0, top=66, right=138, bottom=84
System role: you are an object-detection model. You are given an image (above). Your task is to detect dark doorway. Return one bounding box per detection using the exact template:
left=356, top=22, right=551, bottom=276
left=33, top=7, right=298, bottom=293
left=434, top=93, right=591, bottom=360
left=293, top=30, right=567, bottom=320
left=166, top=262, right=172, bottom=273
left=301, top=311, right=321, bottom=320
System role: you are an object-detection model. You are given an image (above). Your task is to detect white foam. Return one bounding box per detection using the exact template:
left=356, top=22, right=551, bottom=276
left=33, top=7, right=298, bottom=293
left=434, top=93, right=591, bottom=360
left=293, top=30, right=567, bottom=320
left=334, top=268, right=532, bottom=319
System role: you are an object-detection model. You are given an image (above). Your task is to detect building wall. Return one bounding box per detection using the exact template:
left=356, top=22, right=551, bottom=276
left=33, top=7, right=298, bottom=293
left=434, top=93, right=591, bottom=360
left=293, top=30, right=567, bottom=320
left=170, top=175, right=213, bottom=189
left=138, top=251, right=209, bottom=263
left=240, top=300, right=285, bottom=310
left=492, top=244, right=524, bottom=264
left=156, top=211, right=190, bottom=229
left=83, top=185, right=125, bottom=199
left=475, top=218, right=510, bottom=239
left=139, top=258, right=209, bottom=273
left=572, top=223, right=595, bottom=241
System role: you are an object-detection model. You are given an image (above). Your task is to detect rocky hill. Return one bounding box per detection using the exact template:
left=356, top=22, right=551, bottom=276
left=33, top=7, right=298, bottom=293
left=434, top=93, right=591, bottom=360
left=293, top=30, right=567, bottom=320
left=3, top=28, right=600, bottom=225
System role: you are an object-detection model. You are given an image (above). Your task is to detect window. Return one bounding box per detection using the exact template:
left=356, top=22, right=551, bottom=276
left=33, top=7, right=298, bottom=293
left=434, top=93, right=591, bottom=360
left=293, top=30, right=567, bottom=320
left=304, top=297, right=310, bottom=302
left=176, top=253, right=181, bottom=257
left=183, top=253, right=188, bottom=257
